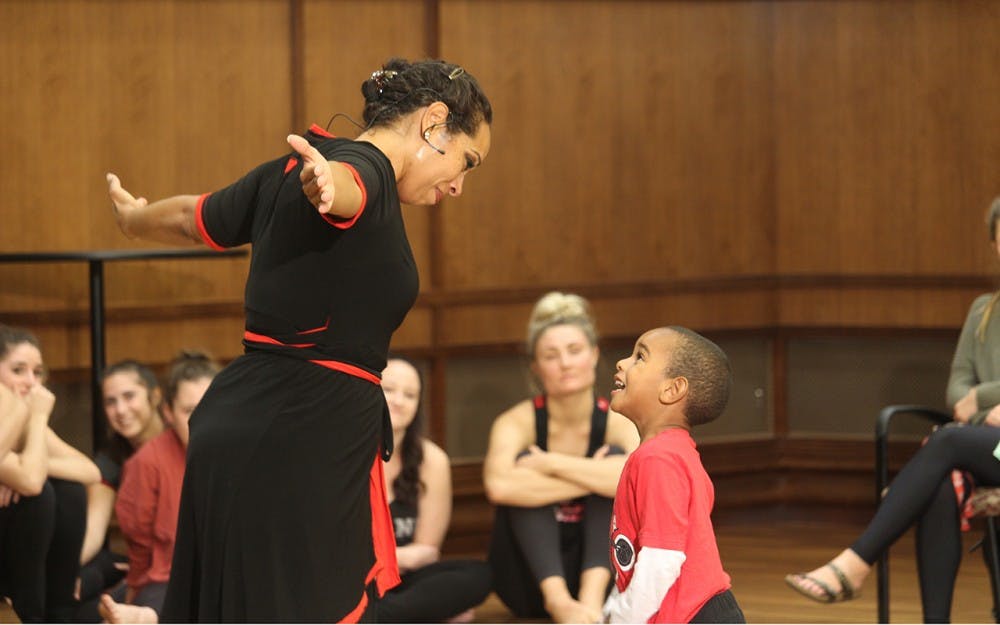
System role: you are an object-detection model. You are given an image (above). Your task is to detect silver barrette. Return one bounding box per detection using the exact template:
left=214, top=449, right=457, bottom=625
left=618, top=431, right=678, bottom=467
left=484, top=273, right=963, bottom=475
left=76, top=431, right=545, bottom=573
left=371, top=69, right=399, bottom=94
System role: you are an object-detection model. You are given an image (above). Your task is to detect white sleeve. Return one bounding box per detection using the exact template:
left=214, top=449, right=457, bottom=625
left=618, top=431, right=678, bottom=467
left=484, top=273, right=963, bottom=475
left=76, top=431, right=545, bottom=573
left=603, top=547, right=686, bottom=624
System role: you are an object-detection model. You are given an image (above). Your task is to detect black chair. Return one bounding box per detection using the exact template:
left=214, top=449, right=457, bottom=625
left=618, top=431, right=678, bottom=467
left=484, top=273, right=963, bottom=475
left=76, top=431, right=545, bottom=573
left=875, top=404, right=1000, bottom=623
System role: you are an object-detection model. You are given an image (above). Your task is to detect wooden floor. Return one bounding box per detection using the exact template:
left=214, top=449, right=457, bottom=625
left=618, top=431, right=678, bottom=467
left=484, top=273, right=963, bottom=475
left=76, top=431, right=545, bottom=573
left=2, top=505, right=996, bottom=623
left=471, top=505, right=997, bottom=624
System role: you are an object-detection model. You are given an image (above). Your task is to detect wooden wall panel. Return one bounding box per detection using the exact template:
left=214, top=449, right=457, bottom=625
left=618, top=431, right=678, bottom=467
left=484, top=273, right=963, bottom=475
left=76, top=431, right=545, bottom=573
left=0, top=0, right=997, bottom=446
left=300, top=0, right=434, bottom=289
left=437, top=289, right=775, bottom=348
left=0, top=0, right=286, bottom=332
left=0, top=0, right=290, bottom=242
left=777, top=285, right=984, bottom=328
left=773, top=0, right=1000, bottom=276
left=437, top=1, right=776, bottom=290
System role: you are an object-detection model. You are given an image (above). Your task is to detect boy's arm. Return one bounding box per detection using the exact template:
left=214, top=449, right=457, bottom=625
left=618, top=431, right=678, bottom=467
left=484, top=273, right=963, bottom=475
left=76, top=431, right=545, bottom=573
left=603, top=547, right=686, bottom=624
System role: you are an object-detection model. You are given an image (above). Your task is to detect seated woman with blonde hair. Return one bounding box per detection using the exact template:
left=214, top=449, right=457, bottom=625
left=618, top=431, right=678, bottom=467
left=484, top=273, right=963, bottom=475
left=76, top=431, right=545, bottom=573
left=484, top=291, right=640, bottom=624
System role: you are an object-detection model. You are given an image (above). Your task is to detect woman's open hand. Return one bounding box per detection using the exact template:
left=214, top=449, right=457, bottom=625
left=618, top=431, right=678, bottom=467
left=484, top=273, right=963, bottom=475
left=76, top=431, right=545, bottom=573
left=287, top=134, right=335, bottom=214
left=106, top=173, right=148, bottom=238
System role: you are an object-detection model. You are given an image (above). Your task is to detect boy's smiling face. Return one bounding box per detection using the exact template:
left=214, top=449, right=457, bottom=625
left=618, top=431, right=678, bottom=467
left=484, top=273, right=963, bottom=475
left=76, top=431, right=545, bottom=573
left=611, top=328, right=678, bottom=420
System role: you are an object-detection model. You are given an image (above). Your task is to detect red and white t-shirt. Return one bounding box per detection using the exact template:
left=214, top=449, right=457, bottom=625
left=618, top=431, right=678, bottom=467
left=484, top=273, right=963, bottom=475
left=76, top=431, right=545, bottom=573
left=607, top=429, right=730, bottom=623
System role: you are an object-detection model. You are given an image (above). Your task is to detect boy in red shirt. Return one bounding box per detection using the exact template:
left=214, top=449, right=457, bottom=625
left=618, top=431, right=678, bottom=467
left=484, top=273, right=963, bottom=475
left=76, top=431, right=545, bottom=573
left=603, top=327, right=744, bottom=624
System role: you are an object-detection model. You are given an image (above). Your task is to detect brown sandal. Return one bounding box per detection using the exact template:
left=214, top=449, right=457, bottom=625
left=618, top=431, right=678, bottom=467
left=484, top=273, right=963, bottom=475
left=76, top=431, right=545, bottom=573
left=784, top=562, right=858, bottom=604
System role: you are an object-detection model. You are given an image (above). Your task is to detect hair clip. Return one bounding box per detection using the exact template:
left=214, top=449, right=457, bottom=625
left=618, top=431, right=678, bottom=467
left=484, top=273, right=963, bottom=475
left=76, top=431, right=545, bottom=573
left=371, top=69, right=399, bottom=94
left=447, top=67, right=465, bottom=81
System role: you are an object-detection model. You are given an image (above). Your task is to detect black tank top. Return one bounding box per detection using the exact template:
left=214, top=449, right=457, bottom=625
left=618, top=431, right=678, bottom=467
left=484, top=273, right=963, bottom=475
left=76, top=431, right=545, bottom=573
left=389, top=498, right=417, bottom=547
left=533, top=395, right=610, bottom=523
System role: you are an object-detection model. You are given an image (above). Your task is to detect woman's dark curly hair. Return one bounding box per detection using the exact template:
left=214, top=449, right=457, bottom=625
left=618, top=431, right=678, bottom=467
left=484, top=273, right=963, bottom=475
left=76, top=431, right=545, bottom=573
left=388, top=356, right=426, bottom=509
left=361, top=57, right=493, bottom=137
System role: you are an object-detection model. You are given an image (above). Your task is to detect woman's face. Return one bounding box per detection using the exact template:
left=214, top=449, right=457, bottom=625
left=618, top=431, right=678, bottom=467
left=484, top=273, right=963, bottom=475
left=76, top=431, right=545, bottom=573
left=102, top=371, right=159, bottom=445
left=531, top=324, right=599, bottom=398
left=382, top=359, right=421, bottom=433
left=397, top=120, right=491, bottom=206
left=0, top=342, right=44, bottom=397
left=162, top=376, right=212, bottom=448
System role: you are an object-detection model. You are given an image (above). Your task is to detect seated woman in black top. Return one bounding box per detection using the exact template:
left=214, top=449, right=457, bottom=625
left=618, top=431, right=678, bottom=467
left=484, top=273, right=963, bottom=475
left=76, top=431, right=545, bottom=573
left=374, top=357, right=491, bottom=623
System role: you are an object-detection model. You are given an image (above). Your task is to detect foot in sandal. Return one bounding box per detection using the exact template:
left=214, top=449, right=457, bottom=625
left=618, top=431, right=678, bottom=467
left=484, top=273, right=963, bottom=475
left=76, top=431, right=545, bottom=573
left=784, top=549, right=871, bottom=604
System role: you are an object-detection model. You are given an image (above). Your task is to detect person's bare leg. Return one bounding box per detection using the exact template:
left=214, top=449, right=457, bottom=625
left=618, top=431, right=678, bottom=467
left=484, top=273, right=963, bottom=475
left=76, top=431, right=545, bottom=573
left=540, top=576, right=602, bottom=623
left=577, top=566, right=612, bottom=615
left=787, top=549, right=871, bottom=600
left=98, top=593, right=158, bottom=624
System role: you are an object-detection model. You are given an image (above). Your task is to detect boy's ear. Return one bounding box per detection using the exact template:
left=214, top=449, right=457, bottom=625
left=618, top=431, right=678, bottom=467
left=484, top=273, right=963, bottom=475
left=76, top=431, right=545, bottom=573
left=659, top=376, right=689, bottom=406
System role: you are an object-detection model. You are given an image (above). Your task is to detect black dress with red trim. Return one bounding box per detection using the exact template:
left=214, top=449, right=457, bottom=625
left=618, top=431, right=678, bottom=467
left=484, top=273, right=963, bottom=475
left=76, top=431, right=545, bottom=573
left=161, top=126, right=415, bottom=623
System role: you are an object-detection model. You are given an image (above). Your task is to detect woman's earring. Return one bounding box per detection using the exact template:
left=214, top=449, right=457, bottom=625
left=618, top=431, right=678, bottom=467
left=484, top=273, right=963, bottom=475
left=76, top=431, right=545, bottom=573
left=422, top=127, right=446, bottom=155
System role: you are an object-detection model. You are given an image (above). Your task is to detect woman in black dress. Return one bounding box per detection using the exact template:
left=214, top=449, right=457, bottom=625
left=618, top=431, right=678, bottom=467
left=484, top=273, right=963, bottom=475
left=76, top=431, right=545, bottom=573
left=106, top=57, right=492, bottom=622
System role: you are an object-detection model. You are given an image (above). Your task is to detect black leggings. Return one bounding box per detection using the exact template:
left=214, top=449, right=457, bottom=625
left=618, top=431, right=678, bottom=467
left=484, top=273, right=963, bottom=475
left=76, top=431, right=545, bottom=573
left=0, top=478, right=87, bottom=623
left=851, top=425, right=1000, bottom=623
left=373, top=559, right=492, bottom=623
left=489, top=494, right=614, bottom=617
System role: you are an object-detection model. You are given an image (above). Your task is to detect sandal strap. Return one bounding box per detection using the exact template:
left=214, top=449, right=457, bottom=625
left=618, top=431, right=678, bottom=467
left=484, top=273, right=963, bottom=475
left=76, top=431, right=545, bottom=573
left=789, top=572, right=839, bottom=603
left=826, top=562, right=856, bottom=599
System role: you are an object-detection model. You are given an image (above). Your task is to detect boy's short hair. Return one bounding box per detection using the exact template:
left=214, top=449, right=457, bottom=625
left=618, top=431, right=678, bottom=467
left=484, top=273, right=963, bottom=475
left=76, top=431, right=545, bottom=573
left=663, top=326, right=733, bottom=426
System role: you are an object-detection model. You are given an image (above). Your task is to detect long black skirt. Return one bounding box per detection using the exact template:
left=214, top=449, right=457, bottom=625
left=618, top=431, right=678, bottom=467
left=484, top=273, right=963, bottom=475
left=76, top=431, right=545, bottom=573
left=161, top=352, right=394, bottom=623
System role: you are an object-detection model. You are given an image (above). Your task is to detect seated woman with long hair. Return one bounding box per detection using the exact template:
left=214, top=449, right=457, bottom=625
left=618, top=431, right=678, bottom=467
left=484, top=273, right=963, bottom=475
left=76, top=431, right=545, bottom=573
left=785, top=196, right=1000, bottom=623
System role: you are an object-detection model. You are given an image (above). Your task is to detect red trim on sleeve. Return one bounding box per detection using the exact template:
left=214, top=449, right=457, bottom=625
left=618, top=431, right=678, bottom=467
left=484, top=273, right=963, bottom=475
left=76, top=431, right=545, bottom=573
left=320, top=163, right=367, bottom=230
left=194, top=193, right=227, bottom=251
left=309, top=123, right=335, bottom=138
left=284, top=157, right=299, bottom=174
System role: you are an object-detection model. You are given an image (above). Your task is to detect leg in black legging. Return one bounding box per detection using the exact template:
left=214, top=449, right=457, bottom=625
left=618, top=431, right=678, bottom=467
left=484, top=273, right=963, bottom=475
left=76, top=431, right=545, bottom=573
left=0, top=480, right=56, bottom=624
left=581, top=494, right=612, bottom=572
left=851, top=426, right=1000, bottom=563
left=46, top=479, right=87, bottom=623
left=844, top=426, right=1000, bottom=622
left=374, top=560, right=492, bottom=623
left=488, top=504, right=552, bottom=617
left=915, top=475, right=964, bottom=623
left=508, top=503, right=567, bottom=583
left=578, top=493, right=614, bottom=610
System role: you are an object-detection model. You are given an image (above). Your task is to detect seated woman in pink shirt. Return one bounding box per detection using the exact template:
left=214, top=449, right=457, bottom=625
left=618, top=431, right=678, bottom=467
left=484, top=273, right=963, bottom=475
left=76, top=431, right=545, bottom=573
left=99, top=351, right=220, bottom=624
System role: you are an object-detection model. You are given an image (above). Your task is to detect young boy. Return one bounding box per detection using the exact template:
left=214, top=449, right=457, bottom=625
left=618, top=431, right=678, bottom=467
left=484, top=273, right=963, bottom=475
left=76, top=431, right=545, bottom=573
left=603, top=326, right=744, bottom=624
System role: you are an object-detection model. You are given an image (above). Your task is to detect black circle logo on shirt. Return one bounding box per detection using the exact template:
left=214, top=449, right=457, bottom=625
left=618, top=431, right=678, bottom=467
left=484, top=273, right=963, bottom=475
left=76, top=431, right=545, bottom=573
left=613, top=534, right=635, bottom=571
